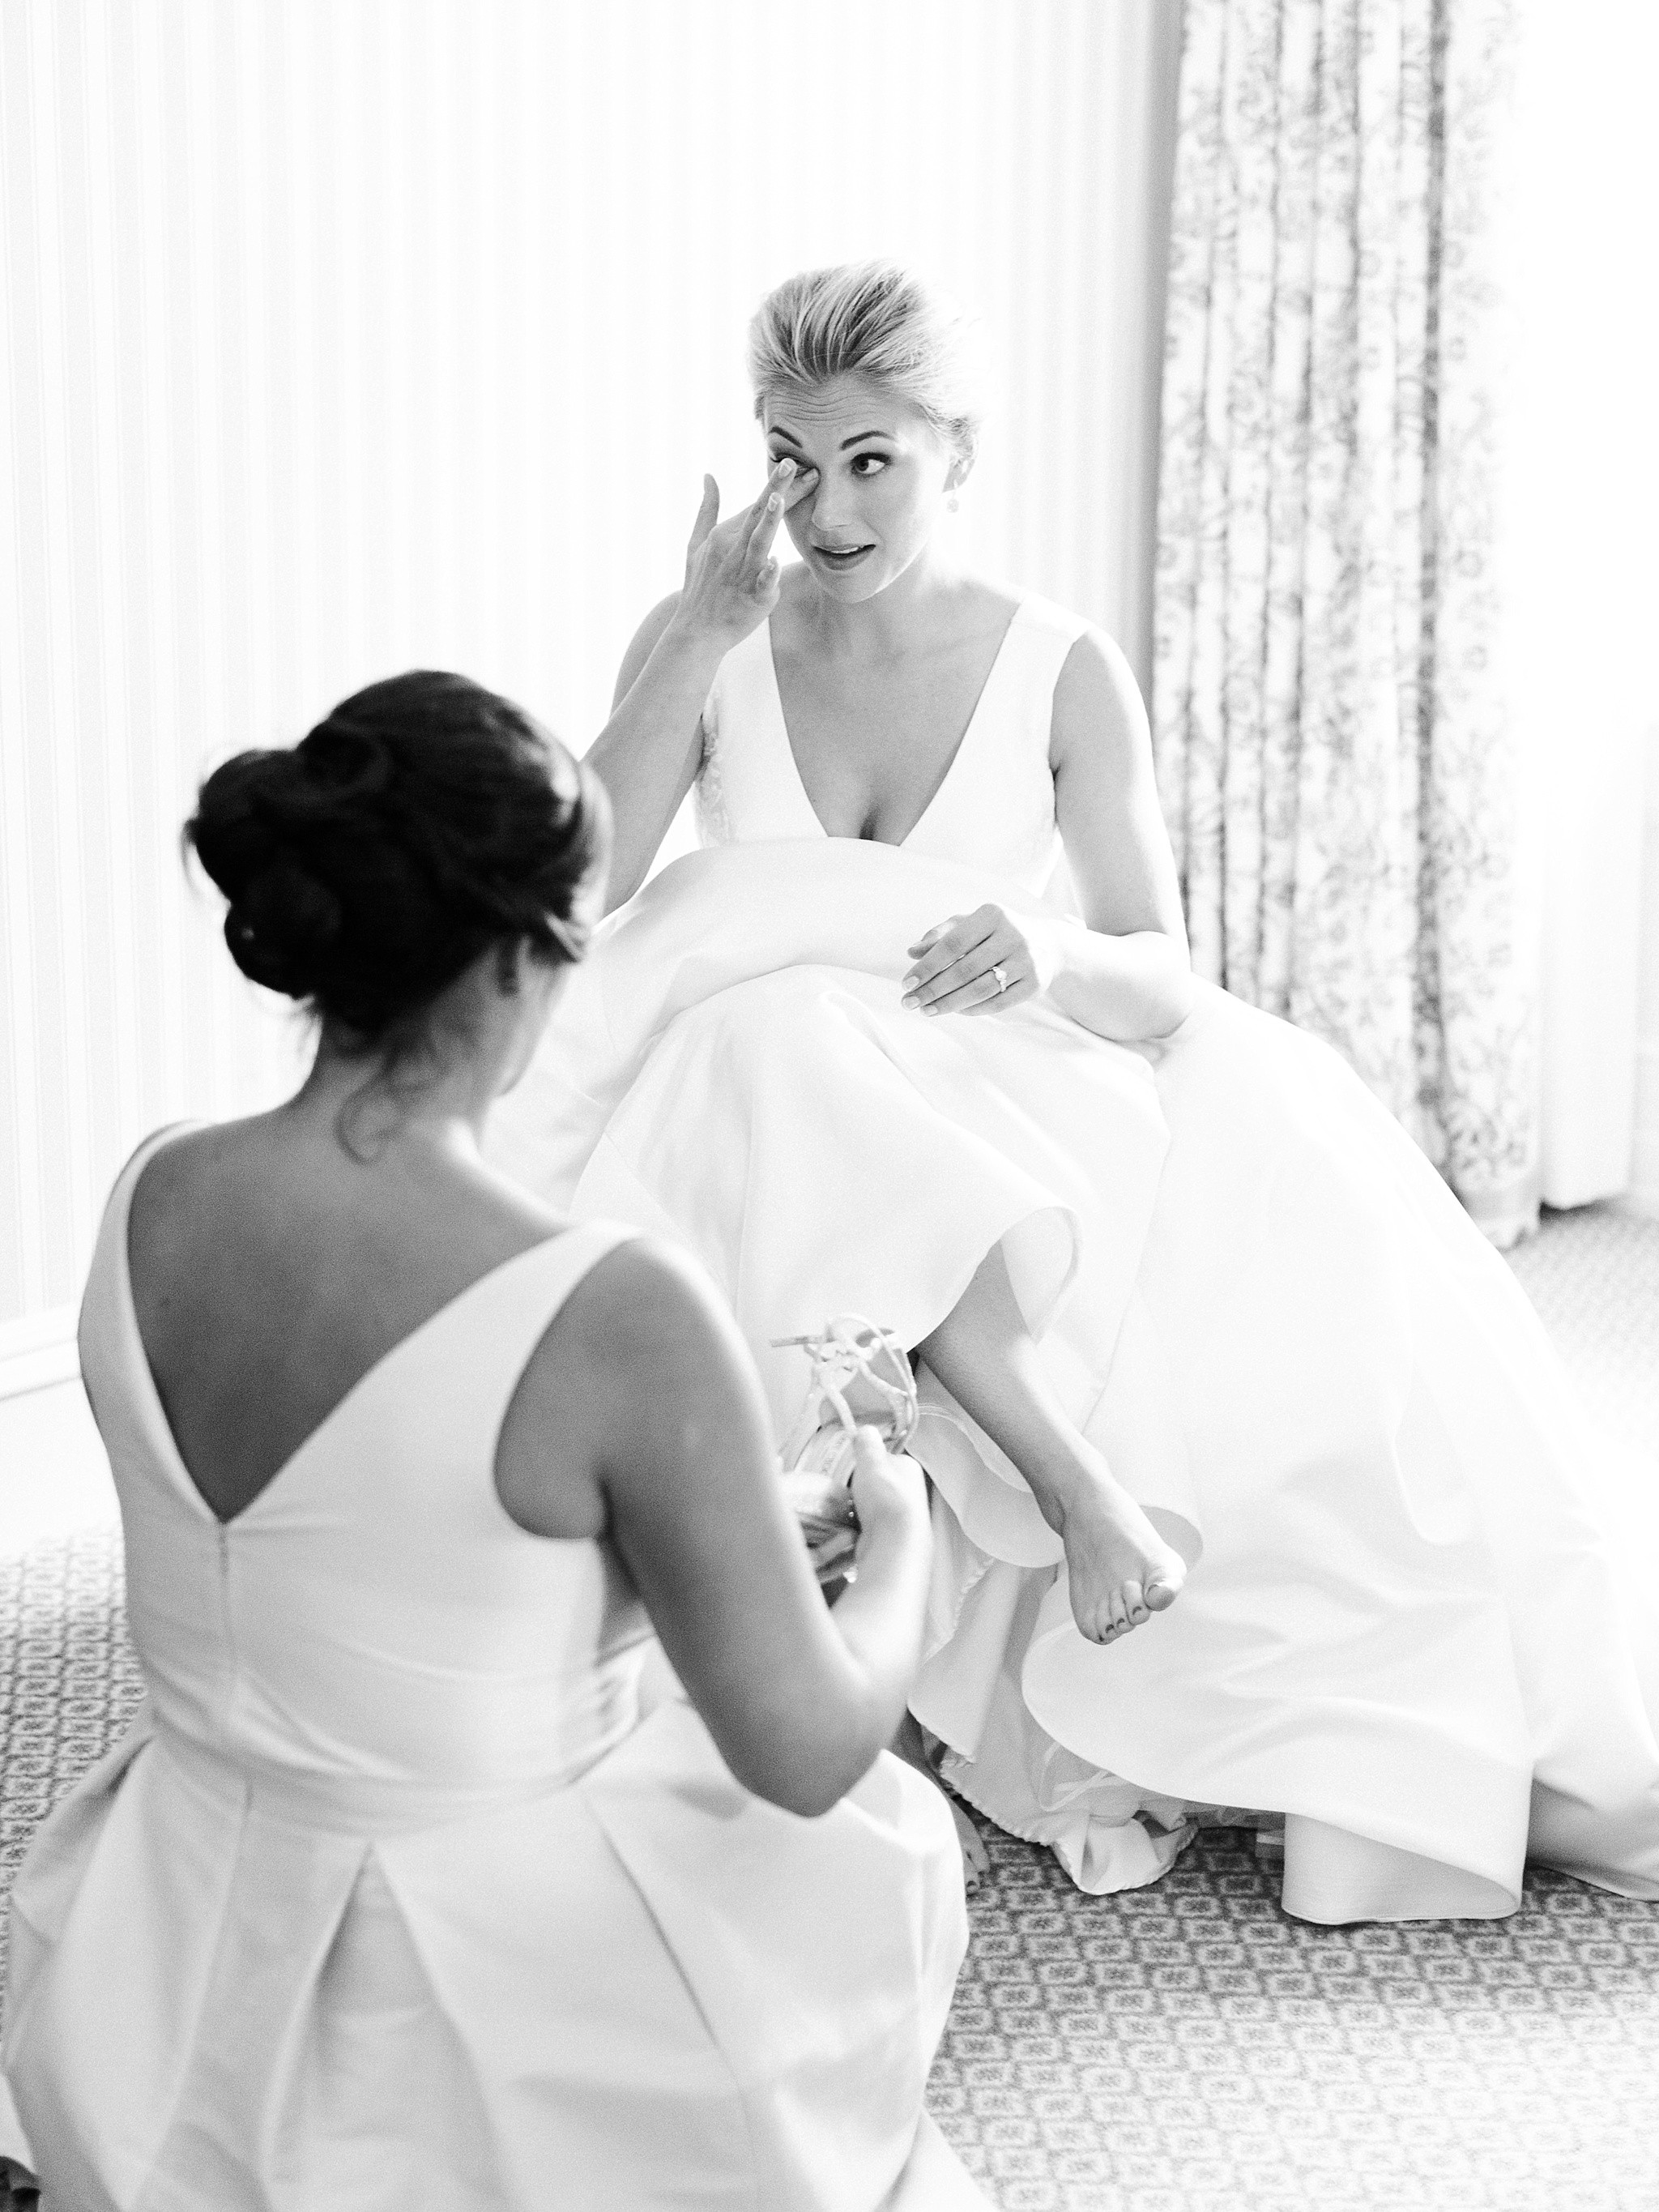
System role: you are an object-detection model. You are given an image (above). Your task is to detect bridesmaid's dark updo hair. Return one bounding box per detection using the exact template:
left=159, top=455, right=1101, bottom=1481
left=186, top=672, right=608, bottom=1044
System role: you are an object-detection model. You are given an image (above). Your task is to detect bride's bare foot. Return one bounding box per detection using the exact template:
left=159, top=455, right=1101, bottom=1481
left=913, top=1241, right=1185, bottom=1649
left=1051, top=1458, right=1186, bottom=1646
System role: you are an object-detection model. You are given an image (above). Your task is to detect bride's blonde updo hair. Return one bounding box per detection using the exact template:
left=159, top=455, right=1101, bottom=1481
left=746, top=260, right=982, bottom=461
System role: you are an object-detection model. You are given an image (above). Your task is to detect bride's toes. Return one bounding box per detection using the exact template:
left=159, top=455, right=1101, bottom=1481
left=1080, top=1596, right=1132, bottom=1646
left=1145, top=1559, right=1186, bottom=1613
left=1073, top=1559, right=1186, bottom=1643
left=1073, top=1594, right=1116, bottom=1644
left=1060, top=1474, right=1189, bottom=1643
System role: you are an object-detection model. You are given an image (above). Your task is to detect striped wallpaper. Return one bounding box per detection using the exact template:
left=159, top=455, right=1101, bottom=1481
left=0, top=0, right=1180, bottom=1350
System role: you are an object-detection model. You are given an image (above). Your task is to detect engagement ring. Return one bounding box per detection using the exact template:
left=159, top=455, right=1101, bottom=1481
left=992, top=963, right=1009, bottom=993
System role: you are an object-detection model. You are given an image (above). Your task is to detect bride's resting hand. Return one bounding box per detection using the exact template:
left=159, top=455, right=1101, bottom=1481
left=901, top=903, right=1063, bottom=1018
left=676, top=459, right=820, bottom=654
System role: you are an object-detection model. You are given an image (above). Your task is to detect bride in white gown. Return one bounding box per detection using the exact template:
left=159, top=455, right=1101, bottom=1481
left=489, top=260, right=1659, bottom=1926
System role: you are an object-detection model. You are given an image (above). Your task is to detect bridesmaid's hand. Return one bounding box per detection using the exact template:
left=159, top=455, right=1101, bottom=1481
left=675, top=460, right=820, bottom=653
left=901, top=904, right=1064, bottom=1018
left=846, top=1427, right=929, bottom=1535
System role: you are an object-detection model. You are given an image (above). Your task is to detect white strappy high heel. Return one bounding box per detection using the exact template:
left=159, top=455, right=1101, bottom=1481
left=773, top=1316, right=920, bottom=1581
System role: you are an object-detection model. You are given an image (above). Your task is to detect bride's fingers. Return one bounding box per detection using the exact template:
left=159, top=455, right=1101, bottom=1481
left=744, top=479, right=791, bottom=568
left=958, top=971, right=1034, bottom=1016
left=759, top=454, right=819, bottom=511
left=744, top=456, right=796, bottom=532
left=902, top=917, right=998, bottom=995
left=903, top=931, right=1018, bottom=1010
left=904, top=903, right=1002, bottom=975
left=906, top=921, right=952, bottom=960
left=905, top=961, right=996, bottom=1011
left=915, top=971, right=1030, bottom=1018
left=741, top=456, right=808, bottom=576
left=687, top=474, right=721, bottom=555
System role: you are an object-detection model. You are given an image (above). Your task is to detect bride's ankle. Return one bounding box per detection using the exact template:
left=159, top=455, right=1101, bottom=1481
left=1021, top=1441, right=1119, bottom=1530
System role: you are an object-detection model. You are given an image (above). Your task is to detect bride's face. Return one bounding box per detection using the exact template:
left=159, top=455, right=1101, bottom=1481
left=761, top=374, right=961, bottom=603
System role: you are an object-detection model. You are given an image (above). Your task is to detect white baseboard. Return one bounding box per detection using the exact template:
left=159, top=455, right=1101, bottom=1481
left=0, top=1306, right=80, bottom=1402
left=0, top=1377, right=117, bottom=1552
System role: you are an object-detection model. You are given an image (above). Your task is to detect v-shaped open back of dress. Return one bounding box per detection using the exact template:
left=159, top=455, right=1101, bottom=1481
left=2, top=1130, right=975, bottom=2210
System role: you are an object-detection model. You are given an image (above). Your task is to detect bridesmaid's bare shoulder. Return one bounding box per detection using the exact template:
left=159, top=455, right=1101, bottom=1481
left=126, top=1110, right=565, bottom=1316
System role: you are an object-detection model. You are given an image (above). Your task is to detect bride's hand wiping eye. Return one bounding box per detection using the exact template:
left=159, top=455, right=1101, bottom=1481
left=901, top=903, right=1062, bottom=1018
left=677, top=459, right=819, bottom=652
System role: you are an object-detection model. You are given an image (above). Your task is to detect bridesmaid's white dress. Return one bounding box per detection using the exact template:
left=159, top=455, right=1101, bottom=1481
left=0, top=1132, right=975, bottom=2210
left=488, top=592, right=1659, bottom=1928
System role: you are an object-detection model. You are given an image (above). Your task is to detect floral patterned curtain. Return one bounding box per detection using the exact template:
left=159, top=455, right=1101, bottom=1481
left=1153, top=0, right=1532, bottom=1236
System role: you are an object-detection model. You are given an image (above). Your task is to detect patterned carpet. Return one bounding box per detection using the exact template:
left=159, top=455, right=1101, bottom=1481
left=932, top=1826, right=1659, bottom=2210
left=2, top=1205, right=1657, bottom=2209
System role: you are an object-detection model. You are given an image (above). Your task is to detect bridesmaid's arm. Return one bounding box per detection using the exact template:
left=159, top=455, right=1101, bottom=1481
left=534, top=1239, right=932, bottom=1818
left=1045, top=630, right=1196, bottom=1040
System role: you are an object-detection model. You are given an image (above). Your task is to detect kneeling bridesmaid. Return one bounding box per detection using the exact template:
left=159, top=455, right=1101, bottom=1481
left=0, top=672, right=977, bottom=2211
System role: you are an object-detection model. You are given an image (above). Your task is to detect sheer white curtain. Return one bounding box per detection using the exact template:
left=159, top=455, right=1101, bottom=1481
left=0, top=0, right=1179, bottom=1370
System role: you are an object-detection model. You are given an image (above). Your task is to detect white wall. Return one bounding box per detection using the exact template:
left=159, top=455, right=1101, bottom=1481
left=0, top=0, right=1182, bottom=1377
left=1501, top=0, right=1659, bottom=1211
left=1631, top=724, right=1659, bottom=1216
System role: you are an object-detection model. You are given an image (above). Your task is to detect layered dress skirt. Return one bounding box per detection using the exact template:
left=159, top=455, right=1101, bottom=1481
left=488, top=594, right=1659, bottom=1925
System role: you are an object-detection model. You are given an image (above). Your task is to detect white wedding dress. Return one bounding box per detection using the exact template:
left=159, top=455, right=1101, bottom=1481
left=1, top=1131, right=975, bottom=2210
left=488, top=591, right=1659, bottom=1927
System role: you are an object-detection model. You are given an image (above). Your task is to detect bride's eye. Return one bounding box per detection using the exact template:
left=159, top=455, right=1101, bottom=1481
left=851, top=453, right=893, bottom=476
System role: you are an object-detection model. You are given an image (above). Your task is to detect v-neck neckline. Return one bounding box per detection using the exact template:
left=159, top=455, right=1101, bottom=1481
left=762, top=595, right=1028, bottom=850
left=119, top=1129, right=565, bottom=1531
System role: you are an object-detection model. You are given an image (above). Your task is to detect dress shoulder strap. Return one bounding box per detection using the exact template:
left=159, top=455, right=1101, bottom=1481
left=79, top=1121, right=205, bottom=1394
left=1004, top=591, right=1091, bottom=687
left=966, top=592, right=1094, bottom=769
left=359, top=1223, right=643, bottom=1532
left=431, top=1221, right=641, bottom=1424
